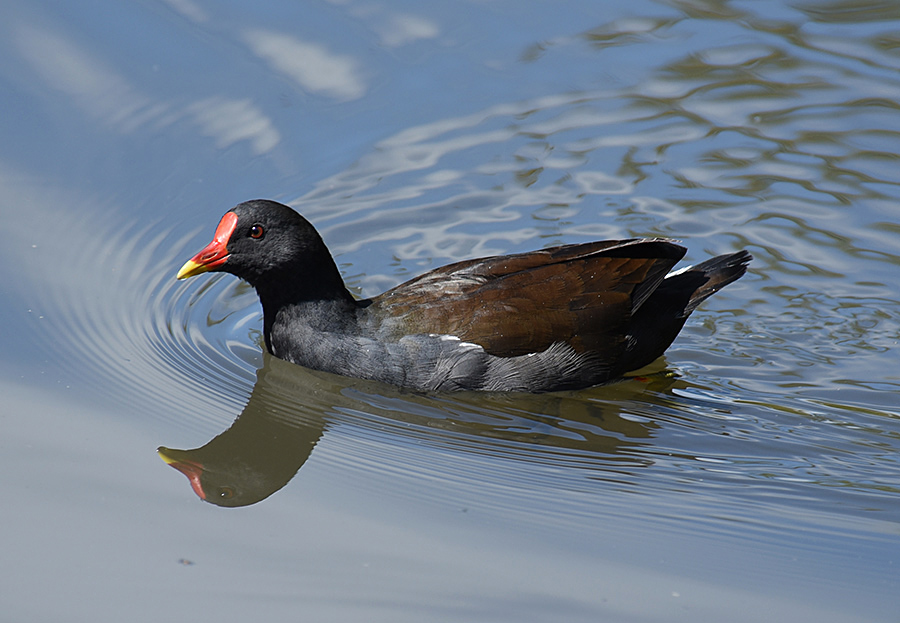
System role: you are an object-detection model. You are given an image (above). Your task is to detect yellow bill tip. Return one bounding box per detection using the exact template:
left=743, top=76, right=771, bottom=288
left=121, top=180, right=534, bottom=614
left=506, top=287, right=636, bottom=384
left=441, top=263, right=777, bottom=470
left=176, top=259, right=208, bottom=280
left=157, top=446, right=179, bottom=464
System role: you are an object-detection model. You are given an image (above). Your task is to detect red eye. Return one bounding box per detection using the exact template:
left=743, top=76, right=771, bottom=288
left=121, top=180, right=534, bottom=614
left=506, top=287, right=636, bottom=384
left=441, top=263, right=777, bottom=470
left=249, top=224, right=264, bottom=239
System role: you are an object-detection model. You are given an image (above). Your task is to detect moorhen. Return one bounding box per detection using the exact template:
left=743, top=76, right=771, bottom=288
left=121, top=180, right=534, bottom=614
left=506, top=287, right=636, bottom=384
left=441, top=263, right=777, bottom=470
left=177, top=200, right=751, bottom=392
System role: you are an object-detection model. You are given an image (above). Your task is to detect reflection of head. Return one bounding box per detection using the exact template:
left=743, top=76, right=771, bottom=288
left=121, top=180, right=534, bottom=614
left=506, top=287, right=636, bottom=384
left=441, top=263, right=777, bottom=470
left=158, top=355, right=327, bottom=507
left=158, top=445, right=306, bottom=507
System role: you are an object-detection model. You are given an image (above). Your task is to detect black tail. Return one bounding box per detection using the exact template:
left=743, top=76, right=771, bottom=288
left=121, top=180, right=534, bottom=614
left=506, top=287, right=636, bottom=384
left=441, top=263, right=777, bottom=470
left=616, top=250, right=752, bottom=375
left=677, top=250, right=753, bottom=316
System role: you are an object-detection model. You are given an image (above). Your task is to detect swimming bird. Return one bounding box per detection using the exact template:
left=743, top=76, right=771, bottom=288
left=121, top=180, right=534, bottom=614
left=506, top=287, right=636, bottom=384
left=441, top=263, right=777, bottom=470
left=177, top=200, right=751, bottom=392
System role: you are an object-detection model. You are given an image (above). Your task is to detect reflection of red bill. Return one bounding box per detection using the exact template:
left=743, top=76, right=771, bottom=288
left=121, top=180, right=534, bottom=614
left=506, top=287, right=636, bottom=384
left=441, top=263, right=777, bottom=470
left=158, top=447, right=206, bottom=500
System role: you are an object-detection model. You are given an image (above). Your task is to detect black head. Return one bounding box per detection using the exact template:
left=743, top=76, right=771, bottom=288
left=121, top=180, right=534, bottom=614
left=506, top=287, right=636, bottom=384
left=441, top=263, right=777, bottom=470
left=177, top=200, right=352, bottom=304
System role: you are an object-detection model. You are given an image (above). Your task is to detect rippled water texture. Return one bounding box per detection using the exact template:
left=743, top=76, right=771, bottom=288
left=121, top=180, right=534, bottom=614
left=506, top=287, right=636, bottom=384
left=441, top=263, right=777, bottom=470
left=1, top=1, right=899, bottom=622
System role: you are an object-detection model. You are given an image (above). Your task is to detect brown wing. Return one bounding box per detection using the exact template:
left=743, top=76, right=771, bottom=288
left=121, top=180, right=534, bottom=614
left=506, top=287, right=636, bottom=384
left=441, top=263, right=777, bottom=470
left=370, top=238, right=686, bottom=359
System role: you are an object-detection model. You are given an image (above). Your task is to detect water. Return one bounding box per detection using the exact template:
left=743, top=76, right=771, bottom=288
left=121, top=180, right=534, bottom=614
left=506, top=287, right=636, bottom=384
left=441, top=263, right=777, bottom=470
left=1, top=1, right=899, bottom=621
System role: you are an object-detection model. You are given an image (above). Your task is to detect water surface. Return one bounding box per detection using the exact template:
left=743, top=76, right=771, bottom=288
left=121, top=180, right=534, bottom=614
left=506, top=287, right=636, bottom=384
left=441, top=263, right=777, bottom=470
left=1, top=1, right=899, bottom=621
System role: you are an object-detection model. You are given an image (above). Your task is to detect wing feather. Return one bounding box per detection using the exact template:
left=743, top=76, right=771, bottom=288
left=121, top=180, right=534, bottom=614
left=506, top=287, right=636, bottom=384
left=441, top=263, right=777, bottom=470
left=369, top=238, right=686, bottom=361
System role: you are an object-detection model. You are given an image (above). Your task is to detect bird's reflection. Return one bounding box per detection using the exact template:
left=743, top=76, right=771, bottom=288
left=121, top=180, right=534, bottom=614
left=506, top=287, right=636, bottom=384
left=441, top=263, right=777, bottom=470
left=158, top=354, right=327, bottom=506
left=159, top=353, right=679, bottom=507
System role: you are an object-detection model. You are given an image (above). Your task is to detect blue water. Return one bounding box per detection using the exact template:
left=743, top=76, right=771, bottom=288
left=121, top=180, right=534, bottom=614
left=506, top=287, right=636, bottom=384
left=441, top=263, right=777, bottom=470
left=1, top=1, right=898, bottom=621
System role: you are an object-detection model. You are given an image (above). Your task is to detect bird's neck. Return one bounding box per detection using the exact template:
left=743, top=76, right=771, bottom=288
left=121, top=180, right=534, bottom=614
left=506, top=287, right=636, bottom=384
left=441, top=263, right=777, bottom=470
left=253, top=251, right=355, bottom=305
left=253, top=260, right=360, bottom=352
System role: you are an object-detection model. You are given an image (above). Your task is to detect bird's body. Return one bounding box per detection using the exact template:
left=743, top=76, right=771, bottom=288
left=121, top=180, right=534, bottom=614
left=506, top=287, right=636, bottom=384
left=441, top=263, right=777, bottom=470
left=178, top=200, right=751, bottom=392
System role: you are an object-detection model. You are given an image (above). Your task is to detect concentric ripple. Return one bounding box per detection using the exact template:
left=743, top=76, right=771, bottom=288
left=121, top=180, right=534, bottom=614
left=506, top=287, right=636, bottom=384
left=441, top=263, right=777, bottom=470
left=14, top=191, right=261, bottom=433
